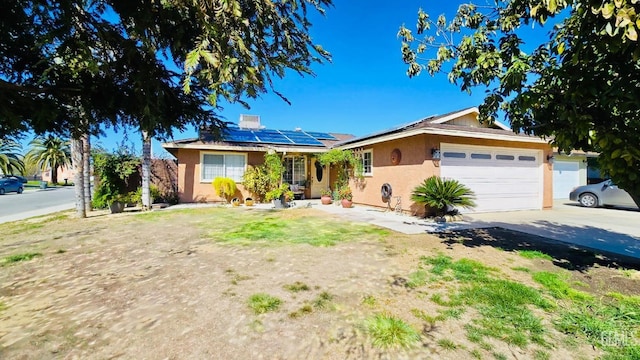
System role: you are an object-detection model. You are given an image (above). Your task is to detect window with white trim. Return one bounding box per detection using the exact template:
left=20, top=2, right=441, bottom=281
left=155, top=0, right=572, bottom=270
left=201, top=153, right=246, bottom=182
left=362, top=150, right=373, bottom=176
left=283, top=156, right=306, bottom=186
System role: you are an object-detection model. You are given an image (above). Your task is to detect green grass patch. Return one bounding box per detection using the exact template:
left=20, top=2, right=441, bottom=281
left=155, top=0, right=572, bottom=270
left=248, top=293, right=282, bottom=314
left=422, top=255, right=552, bottom=348
left=532, top=271, right=593, bottom=301
left=283, top=281, right=310, bottom=293
left=406, top=270, right=428, bottom=288
left=437, top=338, right=458, bottom=350
left=0, top=301, right=6, bottom=312
left=208, top=210, right=389, bottom=246
left=421, top=255, right=493, bottom=282
left=362, top=295, right=377, bottom=307
left=410, top=308, right=438, bottom=326
left=1, top=252, right=42, bottom=265
left=289, top=304, right=313, bottom=318
left=517, top=250, right=553, bottom=261
left=312, top=291, right=334, bottom=310
left=365, top=313, right=420, bottom=349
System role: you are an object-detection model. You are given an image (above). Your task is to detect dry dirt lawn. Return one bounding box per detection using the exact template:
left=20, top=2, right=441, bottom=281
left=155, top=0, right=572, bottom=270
left=0, top=207, right=638, bottom=359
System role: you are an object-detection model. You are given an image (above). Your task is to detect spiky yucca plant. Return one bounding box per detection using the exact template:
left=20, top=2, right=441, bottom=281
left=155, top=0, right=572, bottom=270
left=411, top=176, right=476, bottom=216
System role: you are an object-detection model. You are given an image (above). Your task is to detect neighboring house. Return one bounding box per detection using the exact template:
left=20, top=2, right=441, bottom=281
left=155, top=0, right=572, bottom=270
left=550, top=150, right=599, bottom=199
left=42, top=166, right=75, bottom=184
left=338, top=107, right=553, bottom=214
left=162, top=115, right=354, bottom=203
left=164, top=108, right=554, bottom=213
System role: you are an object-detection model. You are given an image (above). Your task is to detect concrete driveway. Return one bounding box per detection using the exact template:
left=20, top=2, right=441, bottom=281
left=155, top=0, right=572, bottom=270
left=310, top=199, right=640, bottom=260
left=466, top=200, right=640, bottom=259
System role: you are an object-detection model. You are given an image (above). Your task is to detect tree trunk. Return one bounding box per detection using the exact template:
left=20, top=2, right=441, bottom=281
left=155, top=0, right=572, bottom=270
left=82, top=133, right=92, bottom=212
left=141, top=131, right=151, bottom=210
left=71, top=137, right=86, bottom=218
left=51, top=165, right=58, bottom=185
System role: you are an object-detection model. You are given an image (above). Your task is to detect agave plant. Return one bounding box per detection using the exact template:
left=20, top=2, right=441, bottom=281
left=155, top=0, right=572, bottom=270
left=411, top=176, right=476, bottom=216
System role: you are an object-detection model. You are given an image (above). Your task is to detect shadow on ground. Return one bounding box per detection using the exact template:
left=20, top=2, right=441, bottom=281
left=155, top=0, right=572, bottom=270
left=434, top=226, right=640, bottom=272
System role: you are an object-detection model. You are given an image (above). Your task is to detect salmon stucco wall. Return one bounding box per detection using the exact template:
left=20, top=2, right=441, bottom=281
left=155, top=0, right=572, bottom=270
left=350, top=134, right=553, bottom=215
left=176, top=149, right=264, bottom=203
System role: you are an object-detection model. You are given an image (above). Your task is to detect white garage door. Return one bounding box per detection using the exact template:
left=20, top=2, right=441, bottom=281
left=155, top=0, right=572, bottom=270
left=440, top=143, right=543, bottom=213
left=553, top=160, right=580, bottom=199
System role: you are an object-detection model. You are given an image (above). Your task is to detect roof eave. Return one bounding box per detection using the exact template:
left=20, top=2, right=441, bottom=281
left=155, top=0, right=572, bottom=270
left=336, top=128, right=548, bottom=149
left=161, top=142, right=327, bottom=153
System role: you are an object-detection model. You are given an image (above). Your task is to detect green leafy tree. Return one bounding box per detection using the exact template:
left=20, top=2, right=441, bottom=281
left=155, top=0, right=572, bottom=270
left=26, top=135, right=72, bottom=185
left=92, top=150, right=141, bottom=209
left=0, top=0, right=332, bottom=138
left=411, top=176, right=475, bottom=216
left=0, top=137, right=24, bottom=175
left=400, top=1, right=640, bottom=206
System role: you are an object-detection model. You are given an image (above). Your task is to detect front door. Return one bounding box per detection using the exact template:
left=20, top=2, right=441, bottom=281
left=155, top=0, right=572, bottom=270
left=310, top=158, right=329, bottom=198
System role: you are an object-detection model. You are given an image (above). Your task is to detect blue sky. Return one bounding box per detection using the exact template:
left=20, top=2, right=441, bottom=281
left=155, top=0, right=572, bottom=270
left=54, top=1, right=558, bottom=157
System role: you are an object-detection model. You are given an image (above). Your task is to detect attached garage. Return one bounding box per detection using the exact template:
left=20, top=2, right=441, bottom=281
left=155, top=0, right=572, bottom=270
left=440, top=143, right=544, bottom=213
left=552, top=160, right=580, bottom=199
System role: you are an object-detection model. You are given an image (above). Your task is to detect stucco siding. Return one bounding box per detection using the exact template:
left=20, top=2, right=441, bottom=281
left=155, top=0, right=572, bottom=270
left=176, top=149, right=265, bottom=203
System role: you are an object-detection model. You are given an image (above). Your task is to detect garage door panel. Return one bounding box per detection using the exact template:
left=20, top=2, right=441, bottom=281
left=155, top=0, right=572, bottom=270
left=553, top=160, right=580, bottom=199
left=441, top=144, right=543, bottom=213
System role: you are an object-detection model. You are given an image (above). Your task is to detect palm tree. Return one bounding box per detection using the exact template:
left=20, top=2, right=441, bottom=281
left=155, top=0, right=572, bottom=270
left=411, top=176, right=476, bottom=216
left=26, top=135, right=72, bottom=185
left=0, top=137, right=25, bottom=175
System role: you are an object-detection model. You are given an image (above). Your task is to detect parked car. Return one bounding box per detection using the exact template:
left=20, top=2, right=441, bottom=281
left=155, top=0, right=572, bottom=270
left=0, top=177, right=24, bottom=195
left=0, top=174, right=28, bottom=183
left=569, top=180, right=638, bottom=209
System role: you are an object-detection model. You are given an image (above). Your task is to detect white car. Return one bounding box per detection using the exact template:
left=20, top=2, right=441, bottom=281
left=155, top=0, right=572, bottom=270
left=569, top=180, right=638, bottom=209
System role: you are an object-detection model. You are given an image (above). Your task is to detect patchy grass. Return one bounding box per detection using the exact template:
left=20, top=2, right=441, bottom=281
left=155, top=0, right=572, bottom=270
left=555, top=292, right=640, bottom=359
left=362, top=295, right=377, bottom=307
left=312, top=291, right=334, bottom=310
left=208, top=210, right=389, bottom=246
left=532, top=271, right=593, bottom=301
left=517, top=250, right=553, bottom=261
left=288, top=304, right=314, bottom=319
left=437, top=338, right=458, bottom=350
left=512, top=266, right=531, bottom=273
left=248, top=293, right=282, bottom=315
left=283, top=281, right=310, bottom=293
left=1, top=252, right=42, bottom=266
left=417, top=255, right=552, bottom=348
left=406, top=270, right=428, bottom=289
left=365, top=313, right=420, bottom=349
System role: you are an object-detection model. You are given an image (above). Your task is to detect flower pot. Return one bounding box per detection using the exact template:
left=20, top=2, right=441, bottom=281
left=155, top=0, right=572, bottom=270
left=109, top=201, right=125, bottom=214
left=321, top=195, right=332, bottom=205
left=245, top=198, right=254, bottom=207
left=273, top=195, right=288, bottom=209
left=231, top=198, right=241, bottom=207
left=341, top=199, right=353, bottom=208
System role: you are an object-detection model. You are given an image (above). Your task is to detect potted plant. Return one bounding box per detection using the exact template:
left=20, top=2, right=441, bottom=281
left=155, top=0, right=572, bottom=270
left=320, top=188, right=333, bottom=205
left=266, top=183, right=294, bottom=208
left=231, top=197, right=241, bottom=206
left=338, top=185, right=353, bottom=208
left=245, top=197, right=254, bottom=207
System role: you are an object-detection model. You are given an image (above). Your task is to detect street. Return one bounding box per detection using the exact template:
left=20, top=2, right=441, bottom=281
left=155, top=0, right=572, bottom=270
left=0, top=186, right=76, bottom=224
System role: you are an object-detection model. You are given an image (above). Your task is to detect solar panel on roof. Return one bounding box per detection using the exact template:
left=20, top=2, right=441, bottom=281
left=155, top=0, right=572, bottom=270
left=279, top=130, right=325, bottom=146
left=254, top=129, right=294, bottom=144
left=304, top=131, right=337, bottom=140
left=223, top=128, right=259, bottom=143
